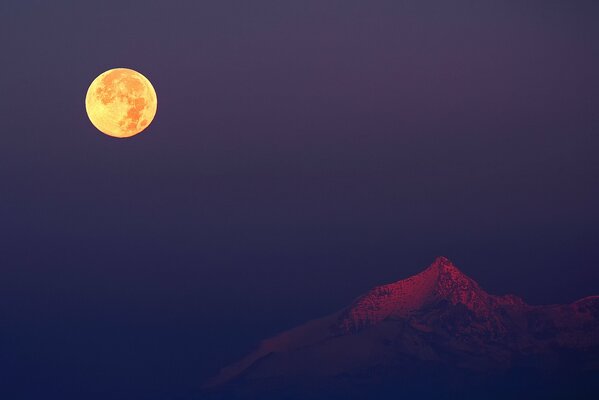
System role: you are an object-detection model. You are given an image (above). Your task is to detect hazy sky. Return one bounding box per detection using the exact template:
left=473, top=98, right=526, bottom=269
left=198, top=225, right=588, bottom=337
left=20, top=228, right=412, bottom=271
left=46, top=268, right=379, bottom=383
left=1, top=1, right=598, bottom=399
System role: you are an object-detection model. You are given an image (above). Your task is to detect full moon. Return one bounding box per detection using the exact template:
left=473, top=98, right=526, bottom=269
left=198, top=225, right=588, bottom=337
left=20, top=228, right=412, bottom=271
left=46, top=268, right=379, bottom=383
left=85, top=68, right=157, bottom=138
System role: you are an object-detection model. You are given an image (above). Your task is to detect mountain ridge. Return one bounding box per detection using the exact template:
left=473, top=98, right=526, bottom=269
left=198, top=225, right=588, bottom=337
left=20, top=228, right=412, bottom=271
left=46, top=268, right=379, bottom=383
left=206, top=257, right=599, bottom=397
left=335, top=256, right=525, bottom=333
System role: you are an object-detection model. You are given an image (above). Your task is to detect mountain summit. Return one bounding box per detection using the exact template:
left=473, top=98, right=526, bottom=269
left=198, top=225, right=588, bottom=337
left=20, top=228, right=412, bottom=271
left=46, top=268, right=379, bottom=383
left=206, top=257, right=599, bottom=399
left=336, top=256, right=523, bottom=333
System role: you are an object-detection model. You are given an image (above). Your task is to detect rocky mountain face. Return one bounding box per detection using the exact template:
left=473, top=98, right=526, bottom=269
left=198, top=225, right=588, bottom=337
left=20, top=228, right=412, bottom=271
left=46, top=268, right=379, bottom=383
left=205, top=257, right=599, bottom=399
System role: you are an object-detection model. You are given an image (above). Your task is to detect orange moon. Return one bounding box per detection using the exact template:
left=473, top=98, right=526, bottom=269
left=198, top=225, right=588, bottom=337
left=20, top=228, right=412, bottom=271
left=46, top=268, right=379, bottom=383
left=85, top=68, right=157, bottom=138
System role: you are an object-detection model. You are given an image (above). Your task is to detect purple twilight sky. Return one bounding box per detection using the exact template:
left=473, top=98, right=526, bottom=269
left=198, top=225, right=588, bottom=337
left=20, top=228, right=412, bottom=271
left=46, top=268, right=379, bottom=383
left=1, top=1, right=598, bottom=399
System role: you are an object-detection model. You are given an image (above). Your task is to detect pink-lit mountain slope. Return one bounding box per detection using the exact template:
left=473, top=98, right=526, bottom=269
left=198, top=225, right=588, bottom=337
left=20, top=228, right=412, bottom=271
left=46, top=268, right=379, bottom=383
left=208, top=257, right=599, bottom=390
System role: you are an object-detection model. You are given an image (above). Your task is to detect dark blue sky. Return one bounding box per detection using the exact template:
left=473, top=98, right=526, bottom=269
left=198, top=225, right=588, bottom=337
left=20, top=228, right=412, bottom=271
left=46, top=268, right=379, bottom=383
left=1, top=1, right=598, bottom=399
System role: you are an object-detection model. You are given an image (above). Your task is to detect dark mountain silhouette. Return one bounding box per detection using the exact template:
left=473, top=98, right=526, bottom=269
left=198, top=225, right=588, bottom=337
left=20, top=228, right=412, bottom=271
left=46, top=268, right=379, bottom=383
left=204, top=257, right=599, bottom=399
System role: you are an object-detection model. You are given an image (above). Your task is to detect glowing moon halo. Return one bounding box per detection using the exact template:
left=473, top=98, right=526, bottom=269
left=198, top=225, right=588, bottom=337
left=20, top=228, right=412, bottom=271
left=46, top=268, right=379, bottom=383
left=85, top=68, right=157, bottom=138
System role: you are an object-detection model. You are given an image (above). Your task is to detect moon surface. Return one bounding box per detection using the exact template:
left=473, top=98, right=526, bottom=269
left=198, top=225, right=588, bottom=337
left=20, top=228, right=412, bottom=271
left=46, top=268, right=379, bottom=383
left=85, top=68, right=157, bottom=138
